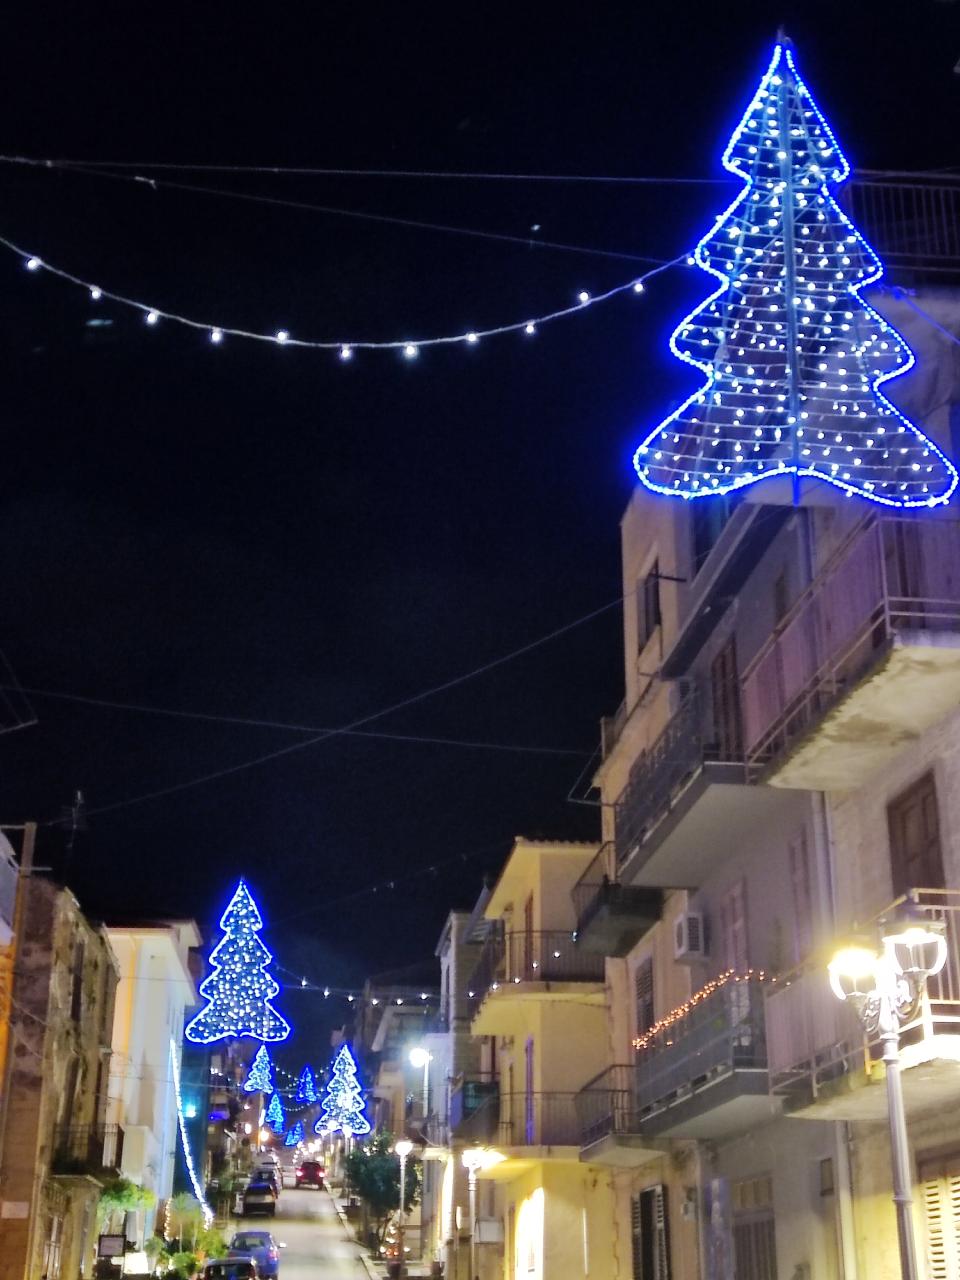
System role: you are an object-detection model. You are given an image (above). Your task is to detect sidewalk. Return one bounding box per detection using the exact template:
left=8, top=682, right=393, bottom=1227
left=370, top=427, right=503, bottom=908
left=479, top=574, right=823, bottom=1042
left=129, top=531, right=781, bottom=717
left=326, top=1186, right=437, bottom=1279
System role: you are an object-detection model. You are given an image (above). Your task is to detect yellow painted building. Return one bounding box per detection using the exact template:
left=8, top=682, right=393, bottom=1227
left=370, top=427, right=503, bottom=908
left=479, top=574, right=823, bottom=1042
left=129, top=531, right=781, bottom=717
left=463, top=837, right=620, bottom=1280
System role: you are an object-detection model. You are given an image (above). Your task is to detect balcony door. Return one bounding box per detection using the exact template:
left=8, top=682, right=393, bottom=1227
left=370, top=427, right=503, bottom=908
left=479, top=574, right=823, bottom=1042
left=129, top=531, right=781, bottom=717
left=888, top=772, right=944, bottom=896
left=711, top=638, right=743, bottom=761
left=719, top=882, right=751, bottom=1040
left=524, top=1037, right=535, bottom=1144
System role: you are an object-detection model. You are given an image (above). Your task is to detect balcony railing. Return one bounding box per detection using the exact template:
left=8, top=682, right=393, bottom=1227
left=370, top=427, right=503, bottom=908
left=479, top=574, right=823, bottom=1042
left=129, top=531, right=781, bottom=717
left=614, top=683, right=745, bottom=866
left=449, top=1078, right=500, bottom=1141
left=466, top=928, right=605, bottom=1005
left=575, top=1065, right=644, bottom=1148
left=51, top=1124, right=124, bottom=1178
left=742, top=517, right=960, bottom=773
left=768, top=890, right=960, bottom=1099
left=496, top=1092, right=581, bottom=1147
left=844, top=175, right=960, bottom=280
left=635, top=976, right=767, bottom=1122
left=572, top=843, right=662, bottom=956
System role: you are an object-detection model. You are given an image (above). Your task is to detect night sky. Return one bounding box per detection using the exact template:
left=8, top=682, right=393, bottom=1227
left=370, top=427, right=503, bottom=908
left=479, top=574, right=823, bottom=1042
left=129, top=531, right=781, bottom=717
left=0, top=2, right=956, bottom=1050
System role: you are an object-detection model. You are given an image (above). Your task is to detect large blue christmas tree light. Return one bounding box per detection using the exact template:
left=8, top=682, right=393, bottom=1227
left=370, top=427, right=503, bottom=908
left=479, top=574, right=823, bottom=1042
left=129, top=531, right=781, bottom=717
left=315, top=1045, right=370, bottom=1136
left=633, top=41, right=957, bottom=508
left=295, top=1065, right=318, bottom=1105
left=185, top=880, right=291, bottom=1044
left=284, top=1120, right=304, bottom=1148
left=265, top=1092, right=285, bottom=1133
left=243, top=1045, right=274, bottom=1094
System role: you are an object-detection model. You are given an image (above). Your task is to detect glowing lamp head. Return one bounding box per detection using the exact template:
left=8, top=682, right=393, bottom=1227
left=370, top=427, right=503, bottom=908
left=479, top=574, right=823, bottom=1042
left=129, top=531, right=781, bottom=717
left=828, top=938, right=880, bottom=1003
left=394, top=1139, right=413, bottom=1158
left=882, top=908, right=947, bottom=979
left=409, top=1047, right=431, bottom=1069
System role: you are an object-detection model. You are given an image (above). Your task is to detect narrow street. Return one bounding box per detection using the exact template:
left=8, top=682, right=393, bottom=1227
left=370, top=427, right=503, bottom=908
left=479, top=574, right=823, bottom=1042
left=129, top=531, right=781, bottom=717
left=236, top=1187, right=370, bottom=1280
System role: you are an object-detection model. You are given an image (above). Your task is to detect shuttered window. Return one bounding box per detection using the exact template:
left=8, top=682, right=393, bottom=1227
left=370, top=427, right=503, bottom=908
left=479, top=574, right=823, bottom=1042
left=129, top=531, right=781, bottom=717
left=920, top=1155, right=960, bottom=1280
left=733, top=1215, right=777, bottom=1280
left=631, top=1184, right=670, bottom=1280
left=635, top=957, right=655, bottom=1037
left=888, top=772, right=945, bottom=896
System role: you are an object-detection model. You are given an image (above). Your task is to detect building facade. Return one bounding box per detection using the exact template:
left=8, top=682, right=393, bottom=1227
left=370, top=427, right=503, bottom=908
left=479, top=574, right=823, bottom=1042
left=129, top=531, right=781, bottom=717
left=105, top=920, right=200, bottom=1242
left=0, top=877, right=119, bottom=1280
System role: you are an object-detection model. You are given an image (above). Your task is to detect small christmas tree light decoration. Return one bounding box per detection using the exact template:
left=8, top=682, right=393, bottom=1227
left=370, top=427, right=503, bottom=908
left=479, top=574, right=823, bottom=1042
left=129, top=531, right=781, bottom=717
left=265, top=1092, right=285, bottom=1132
left=314, top=1044, right=370, bottom=1136
left=284, top=1120, right=304, bottom=1148
left=295, top=1065, right=318, bottom=1105
left=185, top=879, right=291, bottom=1044
left=633, top=41, right=957, bottom=508
left=243, top=1045, right=274, bottom=1094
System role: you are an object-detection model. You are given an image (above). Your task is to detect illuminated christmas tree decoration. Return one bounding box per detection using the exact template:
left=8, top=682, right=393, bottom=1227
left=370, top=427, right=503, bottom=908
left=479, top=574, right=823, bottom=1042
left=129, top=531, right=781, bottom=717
left=243, top=1045, right=275, bottom=1093
left=169, top=1039, right=214, bottom=1226
left=265, top=1092, right=285, bottom=1132
left=284, top=1120, right=304, bottom=1147
left=633, top=41, right=958, bottom=508
left=295, top=1065, right=318, bottom=1104
left=315, top=1044, right=370, bottom=1136
left=184, top=879, right=291, bottom=1044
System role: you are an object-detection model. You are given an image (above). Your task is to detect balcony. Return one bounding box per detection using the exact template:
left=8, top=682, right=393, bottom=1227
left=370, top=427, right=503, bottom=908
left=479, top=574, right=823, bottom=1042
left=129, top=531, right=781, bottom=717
left=742, top=517, right=960, bottom=789
left=51, top=1124, right=124, bottom=1181
left=572, top=843, right=662, bottom=956
left=614, top=685, right=806, bottom=889
left=467, top=927, right=605, bottom=1036
left=767, top=890, right=960, bottom=1122
left=574, top=1065, right=663, bottom=1167
left=449, top=1078, right=500, bottom=1143
left=843, top=175, right=960, bottom=283
left=634, top=976, right=776, bottom=1139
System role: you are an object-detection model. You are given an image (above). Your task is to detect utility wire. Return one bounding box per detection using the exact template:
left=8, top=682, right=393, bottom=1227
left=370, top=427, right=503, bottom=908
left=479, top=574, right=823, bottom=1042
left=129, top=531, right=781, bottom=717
left=59, top=593, right=623, bottom=820
left=5, top=683, right=587, bottom=758
left=7, top=158, right=669, bottom=266
left=1, top=155, right=731, bottom=185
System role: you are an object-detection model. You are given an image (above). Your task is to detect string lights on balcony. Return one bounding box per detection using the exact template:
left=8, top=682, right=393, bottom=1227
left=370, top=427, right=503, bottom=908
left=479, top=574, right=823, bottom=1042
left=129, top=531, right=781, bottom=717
left=631, top=968, right=773, bottom=1051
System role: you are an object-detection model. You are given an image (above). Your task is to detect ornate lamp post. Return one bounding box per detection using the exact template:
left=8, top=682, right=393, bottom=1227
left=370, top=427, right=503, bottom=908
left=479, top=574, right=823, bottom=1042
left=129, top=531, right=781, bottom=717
left=828, top=910, right=947, bottom=1280
left=461, top=1147, right=485, bottom=1280
left=395, top=1138, right=413, bottom=1277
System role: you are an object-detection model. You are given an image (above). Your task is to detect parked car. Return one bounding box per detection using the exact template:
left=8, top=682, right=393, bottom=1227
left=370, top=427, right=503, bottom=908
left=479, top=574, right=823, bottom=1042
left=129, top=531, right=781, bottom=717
left=295, top=1160, right=324, bottom=1188
left=242, top=1178, right=278, bottom=1217
left=252, top=1167, right=281, bottom=1192
left=228, top=1231, right=286, bottom=1278
left=203, top=1261, right=259, bottom=1280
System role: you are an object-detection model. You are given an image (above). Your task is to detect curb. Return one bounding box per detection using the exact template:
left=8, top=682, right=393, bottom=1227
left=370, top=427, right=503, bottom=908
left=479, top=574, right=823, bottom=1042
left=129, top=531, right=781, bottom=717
left=325, top=1186, right=385, bottom=1278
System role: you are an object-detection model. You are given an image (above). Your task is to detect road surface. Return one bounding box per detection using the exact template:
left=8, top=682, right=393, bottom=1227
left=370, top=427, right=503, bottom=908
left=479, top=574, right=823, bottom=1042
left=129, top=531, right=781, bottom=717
left=232, top=1185, right=370, bottom=1280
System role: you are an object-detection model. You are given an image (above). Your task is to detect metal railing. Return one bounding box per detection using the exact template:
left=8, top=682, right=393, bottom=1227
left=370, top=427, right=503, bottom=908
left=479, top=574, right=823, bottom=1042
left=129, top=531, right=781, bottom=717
left=742, top=517, right=960, bottom=772
left=449, top=1078, right=499, bottom=1138
left=767, top=889, right=960, bottom=1096
left=635, top=976, right=767, bottom=1119
left=51, top=1124, right=124, bottom=1177
left=844, top=176, right=960, bottom=279
left=575, top=1064, right=643, bottom=1148
left=601, top=701, right=629, bottom=759
left=466, top=928, right=605, bottom=1005
left=496, top=1092, right=582, bottom=1147
left=614, top=683, right=745, bottom=866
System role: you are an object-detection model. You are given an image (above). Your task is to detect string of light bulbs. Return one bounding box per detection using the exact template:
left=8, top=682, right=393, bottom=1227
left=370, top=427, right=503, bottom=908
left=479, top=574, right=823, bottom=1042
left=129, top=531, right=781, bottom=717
left=169, top=1037, right=214, bottom=1227
left=9, top=230, right=680, bottom=354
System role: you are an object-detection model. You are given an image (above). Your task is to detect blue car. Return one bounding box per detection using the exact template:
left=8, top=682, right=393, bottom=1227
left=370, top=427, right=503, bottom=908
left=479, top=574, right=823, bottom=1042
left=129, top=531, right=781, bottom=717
left=228, top=1231, right=285, bottom=1277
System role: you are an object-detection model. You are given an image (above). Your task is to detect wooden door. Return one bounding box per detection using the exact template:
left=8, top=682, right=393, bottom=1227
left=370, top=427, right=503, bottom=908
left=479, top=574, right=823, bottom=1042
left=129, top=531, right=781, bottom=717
left=888, top=772, right=945, bottom=895
left=711, top=637, right=743, bottom=760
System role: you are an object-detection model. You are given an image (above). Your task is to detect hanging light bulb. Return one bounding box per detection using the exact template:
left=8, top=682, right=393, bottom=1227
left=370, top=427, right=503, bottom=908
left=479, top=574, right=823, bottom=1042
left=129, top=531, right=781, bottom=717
left=339, top=345, right=352, bottom=360
left=90, top=287, right=102, bottom=301
left=403, top=344, right=418, bottom=359
left=577, top=291, right=590, bottom=304
left=25, top=257, right=41, bottom=271
left=210, top=328, right=224, bottom=344
left=275, top=330, right=289, bottom=344
left=145, top=310, right=159, bottom=325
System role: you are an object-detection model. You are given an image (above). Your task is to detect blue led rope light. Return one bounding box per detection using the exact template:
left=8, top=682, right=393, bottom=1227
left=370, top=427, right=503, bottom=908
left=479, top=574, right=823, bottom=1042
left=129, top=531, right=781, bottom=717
left=169, top=1039, right=214, bottom=1227
left=265, top=1092, right=285, bottom=1132
left=633, top=42, right=957, bottom=508
left=295, top=1064, right=318, bottom=1104
left=185, top=879, right=291, bottom=1044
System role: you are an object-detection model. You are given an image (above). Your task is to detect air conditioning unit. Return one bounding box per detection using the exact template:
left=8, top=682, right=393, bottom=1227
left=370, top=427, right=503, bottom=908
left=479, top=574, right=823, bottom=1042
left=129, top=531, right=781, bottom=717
left=674, top=911, right=707, bottom=963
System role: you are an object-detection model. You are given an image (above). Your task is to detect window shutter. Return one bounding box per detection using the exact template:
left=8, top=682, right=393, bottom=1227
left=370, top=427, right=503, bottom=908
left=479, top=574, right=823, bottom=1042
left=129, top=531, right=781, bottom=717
left=636, top=958, right=655, bottom=1036
left=920, top=1157, right=960, bottom=1280
left=631, top=1194, right=643, bottom=1280
left=653, top=1184, right=670, bottom=1280
left=631, top=1185, right=671, bottom=1280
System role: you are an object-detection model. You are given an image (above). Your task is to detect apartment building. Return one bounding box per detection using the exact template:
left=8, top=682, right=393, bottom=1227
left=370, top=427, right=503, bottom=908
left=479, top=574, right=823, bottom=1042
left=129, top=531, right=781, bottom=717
left=105, top=919, right=200, bottom=1242
left=0, top=876, right=119, bottom=1280
left=573, top=281, right=960, bottom=1280
left=458, top=836, right=623, bottom=1280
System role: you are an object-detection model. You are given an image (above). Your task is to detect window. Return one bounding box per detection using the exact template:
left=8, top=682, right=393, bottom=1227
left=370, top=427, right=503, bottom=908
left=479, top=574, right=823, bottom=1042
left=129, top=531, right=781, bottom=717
left=888, top=772, right=944, bottom=896
left=637, top=562, right=662, bottom=652
left=773, top=571, right=788, bottom=625
left=635, top=958, right=655, bottom=1037
left=42, top=1215, right=63, bottom=1280
left=920, top=1153, right=960, bottom=1280
left=710, top=637, right=743, bottom=759
left=732, top=1176, right=777, bottom=1280
left=631, top=1185, right=670, bottom=1280
left=692, top=493, right=741, bottom=575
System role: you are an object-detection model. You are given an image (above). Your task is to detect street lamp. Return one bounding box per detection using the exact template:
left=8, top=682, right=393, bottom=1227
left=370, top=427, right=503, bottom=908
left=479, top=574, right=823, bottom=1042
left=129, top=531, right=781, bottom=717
left=395, top=1138, right=413, bottom=1278
left=461, top=1147, right=485, bottom=1280
left=409, top=1046, right=432, bottom=1120
left=829, top=910, right=947, bottom=1280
